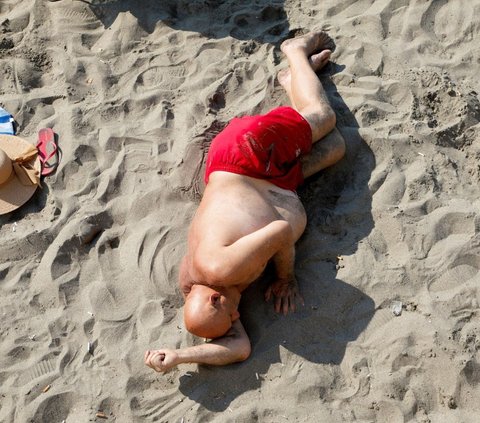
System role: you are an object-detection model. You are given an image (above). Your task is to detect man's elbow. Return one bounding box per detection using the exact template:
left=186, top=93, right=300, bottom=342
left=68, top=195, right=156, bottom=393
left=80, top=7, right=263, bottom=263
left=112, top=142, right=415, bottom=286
left=234, top=339, right=251, bottom=362
left=193, top=251, right=237, bottom=285
left=199, top=259, right=232, bottom=285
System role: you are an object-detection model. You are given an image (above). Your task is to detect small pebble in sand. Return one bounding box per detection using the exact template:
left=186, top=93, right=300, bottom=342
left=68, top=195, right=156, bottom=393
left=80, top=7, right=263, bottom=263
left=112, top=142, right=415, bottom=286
left=391, top=301, right=403, bottom=316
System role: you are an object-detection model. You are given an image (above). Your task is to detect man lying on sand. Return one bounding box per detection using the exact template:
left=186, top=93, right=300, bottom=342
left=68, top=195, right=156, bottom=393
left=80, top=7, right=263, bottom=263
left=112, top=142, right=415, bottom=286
left=145, top=31, right=345, bottom=372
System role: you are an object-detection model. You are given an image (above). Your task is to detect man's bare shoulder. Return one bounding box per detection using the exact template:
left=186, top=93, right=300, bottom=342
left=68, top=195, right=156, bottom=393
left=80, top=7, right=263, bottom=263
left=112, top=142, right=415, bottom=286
left=178, top=256, right=194, bottom=297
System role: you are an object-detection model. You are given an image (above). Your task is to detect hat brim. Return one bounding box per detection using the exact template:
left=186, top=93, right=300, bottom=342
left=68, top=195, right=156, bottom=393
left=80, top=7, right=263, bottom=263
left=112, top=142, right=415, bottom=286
left=0, top=135, right=41, bottom=215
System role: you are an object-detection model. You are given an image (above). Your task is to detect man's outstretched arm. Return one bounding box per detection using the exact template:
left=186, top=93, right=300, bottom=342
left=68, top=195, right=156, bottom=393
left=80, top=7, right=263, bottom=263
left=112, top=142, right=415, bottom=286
left=144, top=320, right=251, bottom=373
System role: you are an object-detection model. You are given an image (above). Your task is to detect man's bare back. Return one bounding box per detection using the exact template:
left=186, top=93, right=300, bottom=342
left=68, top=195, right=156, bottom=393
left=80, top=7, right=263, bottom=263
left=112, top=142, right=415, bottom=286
left=185, top=172, right=307, bottom=289
left=145, top=30, right=345, bottom=373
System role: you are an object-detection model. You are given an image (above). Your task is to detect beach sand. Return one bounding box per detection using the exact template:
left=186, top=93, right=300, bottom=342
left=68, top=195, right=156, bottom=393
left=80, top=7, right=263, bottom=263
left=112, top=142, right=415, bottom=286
left=1, top=0, right=480, bottom=421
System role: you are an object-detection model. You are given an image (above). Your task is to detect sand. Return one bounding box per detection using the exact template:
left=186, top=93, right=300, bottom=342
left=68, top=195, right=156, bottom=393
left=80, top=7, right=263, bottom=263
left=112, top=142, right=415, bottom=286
left=1, top=0, right=480, bottom=422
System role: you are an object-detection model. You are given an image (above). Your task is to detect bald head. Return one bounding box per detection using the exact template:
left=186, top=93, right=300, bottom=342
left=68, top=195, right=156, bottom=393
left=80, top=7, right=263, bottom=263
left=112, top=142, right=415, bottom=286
left=184, top=285, right=235, bottom=339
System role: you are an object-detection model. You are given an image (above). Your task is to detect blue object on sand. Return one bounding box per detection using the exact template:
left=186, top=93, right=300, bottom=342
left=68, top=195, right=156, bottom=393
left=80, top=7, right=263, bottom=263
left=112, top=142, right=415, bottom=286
left=0, top=107, right=15, bottom=135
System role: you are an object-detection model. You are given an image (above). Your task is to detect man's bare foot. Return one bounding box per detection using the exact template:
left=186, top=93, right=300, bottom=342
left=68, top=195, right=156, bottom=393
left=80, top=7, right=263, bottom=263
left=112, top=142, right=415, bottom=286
left=281, top=31, right=335, bottom=56
left=277, top=49, right=331, bottom=90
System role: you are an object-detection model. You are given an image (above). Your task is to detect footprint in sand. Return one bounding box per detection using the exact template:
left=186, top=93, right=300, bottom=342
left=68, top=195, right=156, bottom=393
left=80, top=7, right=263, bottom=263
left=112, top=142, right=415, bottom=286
left=58, top=277, right=80, bottom=307
left=48, top=0, right=99, bottom=31
left=460, top=359, right=480, bottom=390
left=375, top=401, right=405, bottom=423
left=356, top=308, right=394, bottom=344
left=130, top=387, right=190, bottom=422
left=372, top=164, right=406, bottom=208
left=428, top=263, right=478, bottom=293
left=209, top=62, right=268, bottom=117
left=12, top=351, right=60, bottom=391
left=134, top=65, right=187, bottom=93
left=138, top=300, right=165, bottom=330
left=31, top=392, right=75, bottom=423
left=421, top=0, right=476, bottom=47
left=3, top=344, right=32, bottom=368
left=88, top=279, right=137, bottom=323
left=0, top=6, right=30, bottom=37
left=137, top=299, right=173, bottom=344
left=128, top=225, right=184, bottom=296
left=423, top=209, right=476, bottom=267
left=231, top=5, right=287, bottom=39
left=52, top=144, right=100, bottom=195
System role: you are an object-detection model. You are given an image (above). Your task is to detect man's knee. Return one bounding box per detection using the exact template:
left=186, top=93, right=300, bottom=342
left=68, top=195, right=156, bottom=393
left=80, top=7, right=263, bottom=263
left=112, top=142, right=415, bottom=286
left=300, top=127, right=345, bottom=178
left=330, top=129, right=346, bottom=163
left=301, top=105, right=336, bottom=142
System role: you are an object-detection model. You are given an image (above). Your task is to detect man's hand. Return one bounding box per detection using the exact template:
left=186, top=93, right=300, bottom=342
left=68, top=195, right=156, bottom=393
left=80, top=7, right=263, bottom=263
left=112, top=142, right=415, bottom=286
left=144, top=349, right=179, bottom=373
left=265, top=277, right=304, bottom=315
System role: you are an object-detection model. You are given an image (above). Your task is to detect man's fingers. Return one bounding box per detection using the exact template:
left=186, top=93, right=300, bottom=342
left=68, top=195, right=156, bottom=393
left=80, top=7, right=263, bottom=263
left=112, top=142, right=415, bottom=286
left=145, top=352, right=155, bottom=369
left=150, top=353, right=166, bottom=372
left=145, top=350, right=155, bottom=366
left=290, top=297, right=296, bottom=313
left=265, top=287, right=272, bottom=302
left=275, top=296, right=282, bottom=313
left=297, top=291, right=305, bottom=306
left=144, top=350, right=167, bottom=370
left=153, top=352, right=165, bottom=364
left=269, top=283, right=304, bottom=314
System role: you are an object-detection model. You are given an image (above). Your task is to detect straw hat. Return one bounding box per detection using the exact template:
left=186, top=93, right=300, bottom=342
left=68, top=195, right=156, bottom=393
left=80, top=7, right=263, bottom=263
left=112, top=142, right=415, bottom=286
left=0, top=135, right=41, bottom=215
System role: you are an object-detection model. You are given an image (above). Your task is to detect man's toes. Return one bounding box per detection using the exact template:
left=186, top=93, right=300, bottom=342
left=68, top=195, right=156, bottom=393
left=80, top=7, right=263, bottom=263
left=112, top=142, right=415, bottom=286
left=315, top=31, right=336, bottom=52
left=309, top=50, right=331, bottom=71
left=277, top=68, right=291, bottom=86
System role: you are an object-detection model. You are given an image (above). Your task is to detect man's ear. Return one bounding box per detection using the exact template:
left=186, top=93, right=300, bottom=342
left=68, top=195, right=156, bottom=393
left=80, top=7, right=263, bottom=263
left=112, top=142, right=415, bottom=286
left=209, top=292, right=221, bottom=306
left=231, top=309, right=240, bottom=321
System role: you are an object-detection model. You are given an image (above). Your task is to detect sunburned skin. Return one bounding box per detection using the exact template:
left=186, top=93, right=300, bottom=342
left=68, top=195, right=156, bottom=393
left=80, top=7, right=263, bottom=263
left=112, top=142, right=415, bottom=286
left=144, top=30, right=346, bottom=373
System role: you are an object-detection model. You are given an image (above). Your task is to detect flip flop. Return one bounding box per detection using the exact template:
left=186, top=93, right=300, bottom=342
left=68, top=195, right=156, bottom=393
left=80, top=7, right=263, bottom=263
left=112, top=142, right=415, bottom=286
left=36, top=128, right=59, bottom=176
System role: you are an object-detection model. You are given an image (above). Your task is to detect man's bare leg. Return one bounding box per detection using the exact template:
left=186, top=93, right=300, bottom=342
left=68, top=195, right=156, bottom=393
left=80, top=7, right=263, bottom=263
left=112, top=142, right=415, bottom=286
left=277, top=50, right=331, bottom=113
left=299, top=128, right=346, bottom=178
left=278, top=32, right=346, bottom=178
left=281, top=31, right=337, bottom=142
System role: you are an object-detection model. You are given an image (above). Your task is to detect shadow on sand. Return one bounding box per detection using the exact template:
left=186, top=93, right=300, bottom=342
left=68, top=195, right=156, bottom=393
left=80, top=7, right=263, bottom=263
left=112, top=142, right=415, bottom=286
left=176, top=63, right=376, bottom=411
left=0, top=180, right=50, bottom=229
left=84, top=0, right=291, bottom=43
